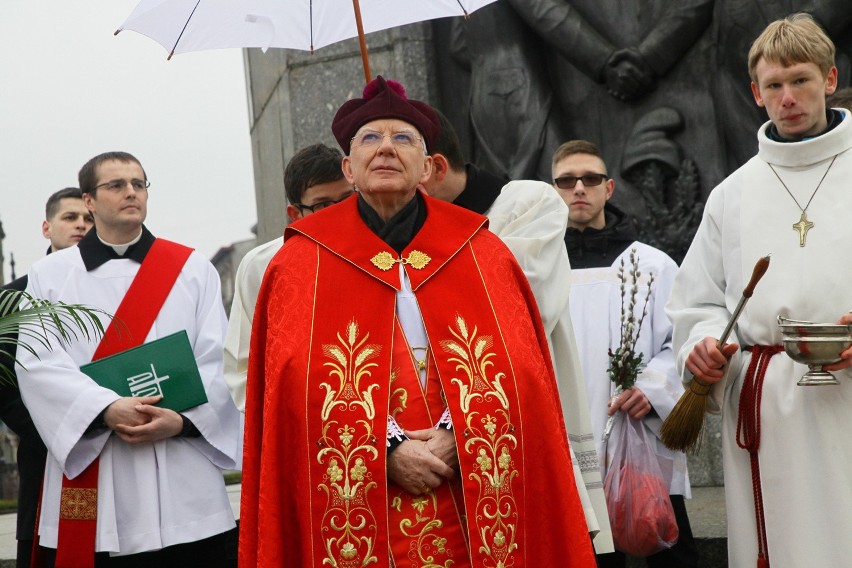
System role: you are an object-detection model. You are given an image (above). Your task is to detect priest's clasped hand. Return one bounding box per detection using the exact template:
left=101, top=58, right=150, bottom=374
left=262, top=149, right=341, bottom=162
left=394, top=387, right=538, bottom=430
left=406, top=427, right=459, bottom=473
left=387, top=429, right=457, bottom=495
left=105, top=396, right=184, bottom=444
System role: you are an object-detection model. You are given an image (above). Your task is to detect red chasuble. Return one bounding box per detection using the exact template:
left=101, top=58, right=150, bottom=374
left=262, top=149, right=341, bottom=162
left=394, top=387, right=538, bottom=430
left=240, top=193, right=594, bottom=567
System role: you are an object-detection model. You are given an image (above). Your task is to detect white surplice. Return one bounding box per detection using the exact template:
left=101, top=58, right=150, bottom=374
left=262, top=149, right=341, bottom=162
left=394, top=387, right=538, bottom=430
left=568, top=243, right=690, bottom=498
left=667, top=109, right=852, bottom=567
left=17, top=244, right=241, bottom=555
left=485, top=180, right=610, bottom=551
left=223, top=236, right=282, bottom=411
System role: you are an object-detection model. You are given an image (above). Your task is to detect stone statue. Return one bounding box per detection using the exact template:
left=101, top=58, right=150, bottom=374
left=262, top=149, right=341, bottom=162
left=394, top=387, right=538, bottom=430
left=447, top=2, right=565, bottom=181
left=509, top=0, right=722, bottom=262
left=440, top=0, right=720, bottom=260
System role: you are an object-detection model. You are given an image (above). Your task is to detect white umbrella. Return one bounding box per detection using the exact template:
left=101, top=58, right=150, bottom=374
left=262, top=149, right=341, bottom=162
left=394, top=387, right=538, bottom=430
left=116, top=0, right=497, bottom=83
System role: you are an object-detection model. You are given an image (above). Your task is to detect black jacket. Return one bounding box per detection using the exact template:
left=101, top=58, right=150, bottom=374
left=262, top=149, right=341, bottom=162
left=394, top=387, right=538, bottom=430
left=1, top=275, right=48, bottom=542
left=564, top=202, right=637, bottom=269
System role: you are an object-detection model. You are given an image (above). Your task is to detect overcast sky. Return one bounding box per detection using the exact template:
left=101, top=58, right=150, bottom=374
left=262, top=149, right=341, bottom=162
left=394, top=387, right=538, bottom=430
left=0, top=1, right=257, bottom=282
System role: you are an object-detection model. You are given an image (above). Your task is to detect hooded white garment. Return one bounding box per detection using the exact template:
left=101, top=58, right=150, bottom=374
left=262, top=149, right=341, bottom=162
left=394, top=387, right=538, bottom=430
left=667, top=109, right=852, bottom=567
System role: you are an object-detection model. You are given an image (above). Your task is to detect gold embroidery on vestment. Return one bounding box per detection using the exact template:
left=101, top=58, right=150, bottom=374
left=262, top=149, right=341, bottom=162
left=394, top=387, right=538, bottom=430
left=321, top=320, right=381, bottom=420
left=60, top=488, right=97, bottom=521
left=393, top=488, right=457, bottom=568
left=370, top=250, right=432, bottom=271
left=405, top=250, right=431, bottom=270
left=439, top=315, right=520, bottom=565
left=371, top=251, right=396, bottom=271
left=316, top=320, right=383, bottom=567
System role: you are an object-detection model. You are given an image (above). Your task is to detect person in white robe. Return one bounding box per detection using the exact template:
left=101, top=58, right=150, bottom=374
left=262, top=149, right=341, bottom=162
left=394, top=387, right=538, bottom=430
left=17, top=151, right=241, bottom=564
left=420, top=110, right=610, bottom=551
left=552, top=139, right=695, bottom=566
left=224, top=143, right=354, bottom=411
left=667, top=14, right=852, bottom=568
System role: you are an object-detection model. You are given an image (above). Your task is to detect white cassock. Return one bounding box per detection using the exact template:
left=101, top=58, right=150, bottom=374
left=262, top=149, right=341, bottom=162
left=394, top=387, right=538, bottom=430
left=568, top=243, right=690, bottom=499
left=224, top=181, right=611, bottom=550
left=17, top=241, right=242, bottom=555
left=223, top=236, right=282, bottom=411
left=667, top=108, right=852, bottom=568
left=476, top=180, right=610, bottom=551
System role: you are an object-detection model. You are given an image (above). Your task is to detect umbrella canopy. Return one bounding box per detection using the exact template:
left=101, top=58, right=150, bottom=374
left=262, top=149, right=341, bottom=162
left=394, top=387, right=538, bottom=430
left=116, top=0, right=497, bottom=81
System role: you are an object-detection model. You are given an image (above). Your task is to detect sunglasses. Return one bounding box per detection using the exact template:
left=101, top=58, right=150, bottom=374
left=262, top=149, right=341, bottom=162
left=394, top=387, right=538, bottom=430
left=553, top=174, right=608, bottom=190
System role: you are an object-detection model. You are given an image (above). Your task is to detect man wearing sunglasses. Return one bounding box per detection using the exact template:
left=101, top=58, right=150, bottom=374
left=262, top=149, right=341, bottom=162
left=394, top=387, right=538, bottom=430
left=552, top=140, right=697, bottom=567
left=224, top=143, right=353, bottom=411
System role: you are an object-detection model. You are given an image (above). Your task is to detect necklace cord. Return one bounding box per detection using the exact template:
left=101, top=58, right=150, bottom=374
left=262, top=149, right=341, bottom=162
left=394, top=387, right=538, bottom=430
left=768, top=155, right=838, bottom=212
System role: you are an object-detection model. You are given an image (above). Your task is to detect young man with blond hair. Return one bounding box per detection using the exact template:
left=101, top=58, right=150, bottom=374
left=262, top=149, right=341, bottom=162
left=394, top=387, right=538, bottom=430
left=668, top=13, right=852, bottom=567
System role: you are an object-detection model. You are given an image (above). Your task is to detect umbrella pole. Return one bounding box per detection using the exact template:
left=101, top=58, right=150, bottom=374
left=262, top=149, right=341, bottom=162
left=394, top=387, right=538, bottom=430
left=351, top=0, right=372, bottom=83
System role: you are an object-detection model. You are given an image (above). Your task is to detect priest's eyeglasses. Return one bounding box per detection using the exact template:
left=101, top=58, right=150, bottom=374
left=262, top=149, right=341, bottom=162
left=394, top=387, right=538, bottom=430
left=94, top=178, right=150, bottom=192
left=294, top=191, right=355, bottom=214
left=351, top=130, right=423, bottom=150
left=553, top=174, right=609, bottom=189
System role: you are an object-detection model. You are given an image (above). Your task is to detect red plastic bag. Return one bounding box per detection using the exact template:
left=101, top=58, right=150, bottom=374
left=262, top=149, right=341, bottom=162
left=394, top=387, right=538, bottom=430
left=604, top=415, right=679, bottom=556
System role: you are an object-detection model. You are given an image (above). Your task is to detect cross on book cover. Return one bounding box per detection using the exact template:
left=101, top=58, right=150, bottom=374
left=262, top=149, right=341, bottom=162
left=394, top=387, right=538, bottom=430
left=80, top=330, right=208, bottom=413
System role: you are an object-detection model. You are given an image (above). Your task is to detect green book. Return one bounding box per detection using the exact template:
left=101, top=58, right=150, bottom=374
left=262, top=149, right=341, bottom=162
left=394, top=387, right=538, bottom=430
left=80, top=330, right=208, bottom=413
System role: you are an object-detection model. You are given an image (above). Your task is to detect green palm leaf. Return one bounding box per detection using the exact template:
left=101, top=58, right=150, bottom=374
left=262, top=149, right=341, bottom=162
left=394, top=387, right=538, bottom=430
left=0, top=290, right=111, bottom=386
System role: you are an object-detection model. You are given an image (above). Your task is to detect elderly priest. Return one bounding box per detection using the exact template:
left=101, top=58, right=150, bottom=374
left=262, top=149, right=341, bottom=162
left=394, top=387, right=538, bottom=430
left=239, top=77, right=596, bottom=567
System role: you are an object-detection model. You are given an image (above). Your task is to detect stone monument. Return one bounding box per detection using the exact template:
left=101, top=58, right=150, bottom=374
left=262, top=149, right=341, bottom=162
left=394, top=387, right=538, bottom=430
left=243, top=4, right=852, bottom=493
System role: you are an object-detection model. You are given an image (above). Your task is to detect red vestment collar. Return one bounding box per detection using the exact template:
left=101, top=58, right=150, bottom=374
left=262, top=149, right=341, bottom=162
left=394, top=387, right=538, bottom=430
left=286, top=190, right=488, bottom=291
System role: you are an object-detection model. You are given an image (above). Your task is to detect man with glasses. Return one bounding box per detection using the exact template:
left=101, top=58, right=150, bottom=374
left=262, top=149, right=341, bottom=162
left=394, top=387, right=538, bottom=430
left=240, top=76, right=595, bottom=567
left=552, top=139, right=696, bottom=567
left=224, top=143, right=353, bottom=411
left=16, top=151, right=241, bottom=566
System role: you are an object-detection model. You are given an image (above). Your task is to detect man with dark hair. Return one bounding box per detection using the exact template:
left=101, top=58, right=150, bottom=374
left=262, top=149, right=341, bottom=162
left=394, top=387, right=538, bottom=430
left=224, top=143, right=353, bottom=410
left=42, top=187, right=93, bottom=252
left=553, top=139, right=696, bottom=567
left=16, top=151, right=241, bottom=566
left=420, top=109, right=611, bottom=552
left=1, top=186, right=93, bottom=567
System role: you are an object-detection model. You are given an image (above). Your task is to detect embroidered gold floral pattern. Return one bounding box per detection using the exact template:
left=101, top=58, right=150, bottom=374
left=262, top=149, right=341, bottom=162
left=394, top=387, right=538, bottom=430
left=317, top=320, right=384, bottom=568
left=60, top=488, right=97, bottom=521
left=440, top=315, right=520, bottom=567
left=321, top=320, right=382, bottom=420
left=317, top=421, right=380, bottom=567
left=389, top=369, right=409, bottom=419
left=395, top=488, right=456, bottom=568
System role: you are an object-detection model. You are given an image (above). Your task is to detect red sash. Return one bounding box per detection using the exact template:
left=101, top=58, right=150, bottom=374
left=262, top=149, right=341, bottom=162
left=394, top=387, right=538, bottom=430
left=737, top=345, right=784, bottom=568
left=53, top=239, right=193, bottom=568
